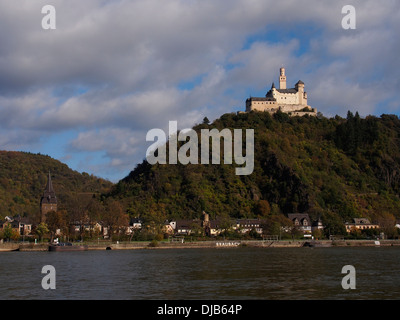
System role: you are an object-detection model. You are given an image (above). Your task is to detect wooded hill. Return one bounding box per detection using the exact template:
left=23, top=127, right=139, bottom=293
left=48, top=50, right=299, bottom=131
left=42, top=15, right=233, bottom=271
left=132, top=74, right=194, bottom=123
left=109, top=111, right=400, bottom=236
left=0, top=151, right=113, bottom=223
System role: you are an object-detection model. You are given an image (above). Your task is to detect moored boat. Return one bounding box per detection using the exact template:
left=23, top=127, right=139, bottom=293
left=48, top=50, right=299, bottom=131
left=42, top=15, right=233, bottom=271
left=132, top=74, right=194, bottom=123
left=48, top=242, right=88, bottom=251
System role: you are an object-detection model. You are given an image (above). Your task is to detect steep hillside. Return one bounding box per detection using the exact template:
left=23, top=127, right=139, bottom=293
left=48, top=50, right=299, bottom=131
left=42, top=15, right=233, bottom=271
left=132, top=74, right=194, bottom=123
left=109, top=111, right=400, bottom=235
left=0, top=151, right=113, bottom=222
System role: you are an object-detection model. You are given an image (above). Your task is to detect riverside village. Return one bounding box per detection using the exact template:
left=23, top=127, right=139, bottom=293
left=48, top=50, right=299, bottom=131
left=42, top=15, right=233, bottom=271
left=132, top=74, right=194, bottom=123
left=1, top=69, right=400, bottom=251
left=1, top=163, right=398, bottom=251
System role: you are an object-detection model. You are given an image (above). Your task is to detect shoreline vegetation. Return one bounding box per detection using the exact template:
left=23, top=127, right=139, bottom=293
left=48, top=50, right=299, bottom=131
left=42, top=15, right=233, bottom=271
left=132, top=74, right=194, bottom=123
left=1, top=239, right=400, bottom=252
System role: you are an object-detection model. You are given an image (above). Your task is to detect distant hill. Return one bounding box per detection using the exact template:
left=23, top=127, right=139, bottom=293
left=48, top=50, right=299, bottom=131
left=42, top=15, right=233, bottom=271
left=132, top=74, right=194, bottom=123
left=0, top=151, right=113, bottom=222
left=109, top=111, right=400, bottom=236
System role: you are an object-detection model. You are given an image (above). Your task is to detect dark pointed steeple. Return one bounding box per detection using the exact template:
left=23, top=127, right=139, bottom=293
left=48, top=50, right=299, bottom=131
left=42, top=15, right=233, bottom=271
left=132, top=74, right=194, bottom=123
left=40, top=171, right=57, bottom=222
left=41, top=171, right=57, bottom=205
left=46, top=171, right=53, bottom=192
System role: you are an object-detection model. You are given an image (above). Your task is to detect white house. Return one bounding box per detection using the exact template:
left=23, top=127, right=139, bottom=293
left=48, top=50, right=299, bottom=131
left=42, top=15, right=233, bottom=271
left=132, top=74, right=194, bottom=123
left=287, top=213, right=312, bottom=234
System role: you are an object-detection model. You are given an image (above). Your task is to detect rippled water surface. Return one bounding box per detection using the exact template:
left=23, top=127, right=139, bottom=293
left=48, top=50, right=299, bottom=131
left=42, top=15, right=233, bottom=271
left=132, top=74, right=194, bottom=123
left=1, top=246, right=399, bottom=299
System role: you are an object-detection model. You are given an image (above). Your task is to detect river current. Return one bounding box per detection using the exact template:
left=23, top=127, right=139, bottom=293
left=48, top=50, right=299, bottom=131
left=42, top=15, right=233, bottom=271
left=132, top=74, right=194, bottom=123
left=1, top=246, right=399, bottom=300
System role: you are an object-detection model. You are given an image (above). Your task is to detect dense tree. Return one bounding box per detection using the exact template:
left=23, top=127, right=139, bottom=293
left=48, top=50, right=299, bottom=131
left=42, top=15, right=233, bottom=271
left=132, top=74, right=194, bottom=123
left=1, top=224, right=14, bottom=241
left=102, top=198, right=129, bottom=239
left=46, top=210, right=67, bottom=242
left=255, top=200, right=271, bottom=217
left=35, top=222, right=49, bottom=241
left=109, top=111, right=400, bottom=233
left=3, top=111, right=400, bottom=239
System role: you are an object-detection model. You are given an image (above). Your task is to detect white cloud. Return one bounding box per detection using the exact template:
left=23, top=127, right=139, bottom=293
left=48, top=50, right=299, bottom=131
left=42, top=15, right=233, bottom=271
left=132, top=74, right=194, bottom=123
left=0, top=0, right=399, bottom=180
left=68, top=127, right=145, bottom=179
left=228, top=40, right=300, bottom=89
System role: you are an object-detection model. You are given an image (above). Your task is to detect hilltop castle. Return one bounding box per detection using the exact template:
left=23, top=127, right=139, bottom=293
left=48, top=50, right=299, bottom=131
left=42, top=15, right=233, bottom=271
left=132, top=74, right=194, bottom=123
left=245, top=68, right=317, bottom=116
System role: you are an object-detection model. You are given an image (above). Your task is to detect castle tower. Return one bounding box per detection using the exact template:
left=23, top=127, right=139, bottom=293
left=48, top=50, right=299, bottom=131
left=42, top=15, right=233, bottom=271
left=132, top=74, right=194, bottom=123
left=40, top=171, right=57, bottom=223
left=295, top=80, right=305, bottom=105
left=279, top=67, right=287, bottom=89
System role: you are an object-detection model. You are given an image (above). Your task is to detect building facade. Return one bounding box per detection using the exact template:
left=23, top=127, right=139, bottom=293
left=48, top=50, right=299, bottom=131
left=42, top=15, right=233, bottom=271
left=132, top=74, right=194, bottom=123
left=345, top=218, right=379, bottom=233
left=287, top=213, right=312, bottom=234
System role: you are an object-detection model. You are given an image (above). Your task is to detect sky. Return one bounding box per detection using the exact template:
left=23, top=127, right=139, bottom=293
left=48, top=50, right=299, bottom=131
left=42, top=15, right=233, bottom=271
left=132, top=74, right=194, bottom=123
left=0, top=0, right=399, bottom=182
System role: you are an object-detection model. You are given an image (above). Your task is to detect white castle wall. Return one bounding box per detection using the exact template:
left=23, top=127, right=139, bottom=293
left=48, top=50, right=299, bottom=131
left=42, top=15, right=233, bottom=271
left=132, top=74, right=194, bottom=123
left=274, top=91, right=300, bottom=104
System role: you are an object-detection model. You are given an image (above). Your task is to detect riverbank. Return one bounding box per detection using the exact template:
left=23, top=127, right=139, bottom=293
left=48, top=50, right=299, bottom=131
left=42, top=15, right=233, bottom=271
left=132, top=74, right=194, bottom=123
left=1, top=239, right=400, bottom=252
left=81, top=239, right=400, bottom=250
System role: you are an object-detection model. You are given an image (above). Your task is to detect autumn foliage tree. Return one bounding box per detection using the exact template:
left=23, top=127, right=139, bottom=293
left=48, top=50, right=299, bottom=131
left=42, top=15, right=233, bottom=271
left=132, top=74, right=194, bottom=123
left=255, top=200, right=271, bottom=217
left=102, top=198, right=129, bottom=240
left=46, top=210, right=67, bottom=242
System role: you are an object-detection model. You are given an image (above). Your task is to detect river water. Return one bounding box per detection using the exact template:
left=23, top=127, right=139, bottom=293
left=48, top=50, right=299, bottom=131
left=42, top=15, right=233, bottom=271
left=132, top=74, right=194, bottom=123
left=1, top=246, right=399, bottom=300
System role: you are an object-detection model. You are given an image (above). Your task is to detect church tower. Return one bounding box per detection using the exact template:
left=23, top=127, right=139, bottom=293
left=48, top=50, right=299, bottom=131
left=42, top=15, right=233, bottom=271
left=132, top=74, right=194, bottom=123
left=279, top=67, right=287, bottom=89
left=40, top=171, right=57, bottom=223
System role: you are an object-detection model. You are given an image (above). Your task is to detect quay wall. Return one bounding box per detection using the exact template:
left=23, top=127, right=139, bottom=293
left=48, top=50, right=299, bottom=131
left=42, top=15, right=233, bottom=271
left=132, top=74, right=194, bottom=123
left=0, top=243, right=19, bottom=251
left=88, top=240, right=306, bottom=250
left=1, top=239, right=400, bottom=252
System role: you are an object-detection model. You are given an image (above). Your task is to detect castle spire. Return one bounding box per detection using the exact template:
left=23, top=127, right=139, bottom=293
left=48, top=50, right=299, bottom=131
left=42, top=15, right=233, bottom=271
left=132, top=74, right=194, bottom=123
left=279, top=67, right=287, bottom=89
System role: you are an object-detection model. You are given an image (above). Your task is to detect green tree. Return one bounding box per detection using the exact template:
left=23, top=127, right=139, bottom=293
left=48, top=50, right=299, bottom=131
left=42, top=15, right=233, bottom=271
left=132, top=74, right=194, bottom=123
left=10, top=228, right=20, bottom=241
left=35, top=222, right=49, bottom=242
left=3, top=224, right=13, bottom=241
left=202, top=117, right=210, bottom=125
